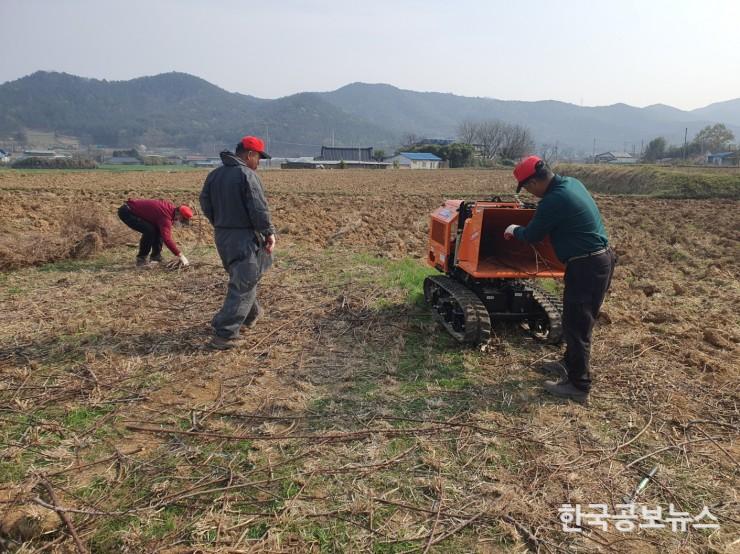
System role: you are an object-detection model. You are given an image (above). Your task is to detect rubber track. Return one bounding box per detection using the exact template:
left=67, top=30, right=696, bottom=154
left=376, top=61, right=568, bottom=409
left=424, top=275, right=491, bottom=345
left=522, top=280, right=564, bottom=345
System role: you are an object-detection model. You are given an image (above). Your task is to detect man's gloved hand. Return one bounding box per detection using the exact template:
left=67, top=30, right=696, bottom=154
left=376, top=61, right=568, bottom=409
left=165, top=254, right=189, bottom=269
left=504, top=224, right=520, bottom=240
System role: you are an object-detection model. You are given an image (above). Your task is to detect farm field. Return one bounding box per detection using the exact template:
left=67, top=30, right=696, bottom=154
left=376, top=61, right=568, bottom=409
left=0, top=168, right=738, bottom=553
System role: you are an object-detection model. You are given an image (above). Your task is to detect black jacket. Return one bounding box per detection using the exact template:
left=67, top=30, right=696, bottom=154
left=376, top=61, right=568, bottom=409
left=199, top=151, right=275, bottom=235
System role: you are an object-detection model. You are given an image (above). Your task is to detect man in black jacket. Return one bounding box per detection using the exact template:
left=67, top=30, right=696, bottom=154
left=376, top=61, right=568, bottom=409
left=200, top=136, right=276, bottom=350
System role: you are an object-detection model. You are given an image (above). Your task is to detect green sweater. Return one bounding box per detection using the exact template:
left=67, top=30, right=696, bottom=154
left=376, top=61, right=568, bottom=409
left=513, top=175, right=608, bottom=263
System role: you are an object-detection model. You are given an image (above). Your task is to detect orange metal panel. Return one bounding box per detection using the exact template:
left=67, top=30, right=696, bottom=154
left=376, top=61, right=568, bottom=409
left=426, top=200, right=565, bottom=279
left=434, top=201, right=565, bottom=279
left=456, top=213, right=482, bottom=266
left=458, top=260, right=564, bottom=279
left=426, top=201, right=460, bottom=272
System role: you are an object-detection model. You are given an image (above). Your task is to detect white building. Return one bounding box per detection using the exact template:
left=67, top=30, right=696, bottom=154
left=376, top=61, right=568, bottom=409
left=594, top=151, right=636, bottom=164
left=20, top=150, right=57, bottom=158
left=19, top=150, right=72, bottom=160
left=387, top=152, right=442, bottom=169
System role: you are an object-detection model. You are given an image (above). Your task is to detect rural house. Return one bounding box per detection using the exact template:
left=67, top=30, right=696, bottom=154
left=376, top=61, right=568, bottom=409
left=318, top=146, right=374, bottom=162
left=281, top=157, right=388, bottom=169
left=21, top=150, right=57, bottom=159
left=388, top=152, right=442, bottom=169
left=707, top=151, right=738, bottom=166
left=594, top=151, right=636, bottom=164
left=0, top=149, right=9, bottom=163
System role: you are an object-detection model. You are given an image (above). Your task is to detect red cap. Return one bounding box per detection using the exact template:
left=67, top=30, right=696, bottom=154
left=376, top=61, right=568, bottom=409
left=178, top=205, right=193, bottom=220
left=513, top=155, right=543, bottom=192
left=240, top=136, right=271, bottom=159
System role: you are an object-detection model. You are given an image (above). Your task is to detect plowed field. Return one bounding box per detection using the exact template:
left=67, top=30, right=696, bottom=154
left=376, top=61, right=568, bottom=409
left=1, top=169, right=738, bottom=553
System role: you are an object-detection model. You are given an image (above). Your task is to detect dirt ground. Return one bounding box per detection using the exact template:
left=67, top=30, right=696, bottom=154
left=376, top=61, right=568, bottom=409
left=0, top=168, right=738, bottom=553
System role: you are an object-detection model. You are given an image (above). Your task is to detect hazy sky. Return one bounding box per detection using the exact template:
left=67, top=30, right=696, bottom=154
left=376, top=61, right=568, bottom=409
left=1, top=0, right=738, bottom=110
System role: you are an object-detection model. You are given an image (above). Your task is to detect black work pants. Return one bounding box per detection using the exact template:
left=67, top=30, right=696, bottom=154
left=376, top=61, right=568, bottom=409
left=562, top=249, right=617, bottom=392
left=117, top=204, right=163, bottom=259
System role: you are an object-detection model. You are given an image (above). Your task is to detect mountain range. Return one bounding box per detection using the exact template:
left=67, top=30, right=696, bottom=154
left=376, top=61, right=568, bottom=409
left=1, top=71, right=739, bottom=157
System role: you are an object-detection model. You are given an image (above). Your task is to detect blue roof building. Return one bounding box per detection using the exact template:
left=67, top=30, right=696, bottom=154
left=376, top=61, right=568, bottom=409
left=399, top=152, right=442, bottom=161
left=707, top=151, right=737, bottom=165
left=388, top=151, right=443, bottom=169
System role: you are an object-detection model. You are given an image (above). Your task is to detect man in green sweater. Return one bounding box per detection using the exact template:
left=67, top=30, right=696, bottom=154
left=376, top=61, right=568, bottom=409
left=504, top=156, right=616, bottom=403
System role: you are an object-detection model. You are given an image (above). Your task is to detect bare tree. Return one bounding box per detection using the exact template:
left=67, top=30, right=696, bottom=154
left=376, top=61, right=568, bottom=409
left=400, top=132, right=421, bottom=149
left=693, top=123, right=734, bottom=153
left=539, top=143, right=558, bottom=165
left=456, top=120, right=479, bottom=145
left=500, top=124, right=535, bottom=160
left=477, top=120, right=507, bottom=161
left=456, top=119, right=537, bottom=162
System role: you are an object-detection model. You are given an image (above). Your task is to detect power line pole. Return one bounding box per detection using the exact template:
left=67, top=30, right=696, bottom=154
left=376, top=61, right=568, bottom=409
left=683, top=127, right=688, bottom=161
left=592, top=138, right=596, bottom=163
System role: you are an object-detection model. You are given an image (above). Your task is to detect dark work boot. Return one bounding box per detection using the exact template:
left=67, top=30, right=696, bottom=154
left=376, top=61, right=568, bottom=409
left=535, top=360, right=568, bottom=379
left=207, top=335, right=242, bottom=351
left=543, top=379, right=589, bottom=404
left=243, top=305, right=263, bottom=329
left=136, top=256, right=150, bottom=268
left=150, top=254, right=163, bottom=264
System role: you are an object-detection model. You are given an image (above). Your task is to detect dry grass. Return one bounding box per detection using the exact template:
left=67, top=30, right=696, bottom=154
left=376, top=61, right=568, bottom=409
left=0, top=169, right=738, bottom=553
left=557, top=163, right=740, bottom=198
left=0, top=202, right=128, bottom=271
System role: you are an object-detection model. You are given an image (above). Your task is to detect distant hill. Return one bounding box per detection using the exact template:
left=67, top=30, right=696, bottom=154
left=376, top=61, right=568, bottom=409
left=0, top=71, right=264, bottom=148
left=318, top=83, right=740, bottom=154
left=1, top=71, right=738, bottom=156
left=690, top=98, right=740, bottom=126
left=0, top=72, right=392, bottom=156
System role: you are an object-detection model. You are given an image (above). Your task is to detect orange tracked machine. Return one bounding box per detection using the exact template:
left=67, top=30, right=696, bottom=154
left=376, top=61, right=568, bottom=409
left=424, top=197, right=565, bottom=344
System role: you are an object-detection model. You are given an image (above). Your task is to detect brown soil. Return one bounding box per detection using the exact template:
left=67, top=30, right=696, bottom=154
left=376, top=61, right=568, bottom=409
left=0, top=169, right=738, bottom=553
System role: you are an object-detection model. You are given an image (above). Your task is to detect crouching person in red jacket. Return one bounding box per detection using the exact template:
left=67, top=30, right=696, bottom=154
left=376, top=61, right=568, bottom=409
left=118, top=198, right=193, bottom=268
